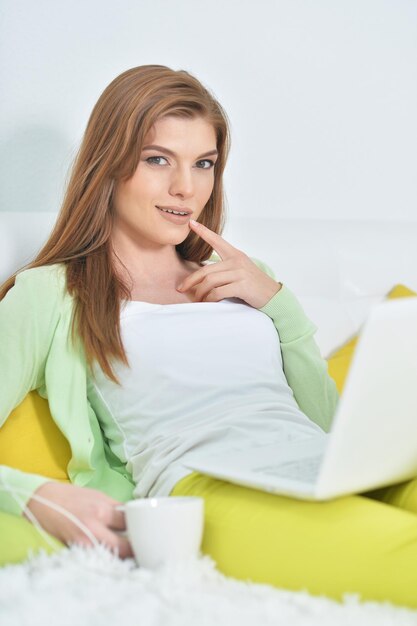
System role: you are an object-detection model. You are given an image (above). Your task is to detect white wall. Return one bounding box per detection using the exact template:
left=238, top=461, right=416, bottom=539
left=1, top=0, right=416, bottom=220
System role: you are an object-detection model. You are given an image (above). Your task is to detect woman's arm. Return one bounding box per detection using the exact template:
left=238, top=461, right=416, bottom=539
left=0, top=266, right=63, bottom=515
left=254, top=259, right=339, bottom=433
left=0, top=267, right=131, bottom=555
left=23, top=482, right=133, bottom=557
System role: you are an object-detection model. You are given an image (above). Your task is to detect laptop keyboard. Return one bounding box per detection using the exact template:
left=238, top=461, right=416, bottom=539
left=252, top=455, right=322, bottom=483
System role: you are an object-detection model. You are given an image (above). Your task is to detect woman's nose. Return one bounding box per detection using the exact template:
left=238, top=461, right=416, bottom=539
left=169, top=166, right=194, bottom=198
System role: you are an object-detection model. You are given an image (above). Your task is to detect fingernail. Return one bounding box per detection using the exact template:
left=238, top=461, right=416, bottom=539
left=177, top=284, right=183, bottom=291
left=190, top=219, right=199, bottom=227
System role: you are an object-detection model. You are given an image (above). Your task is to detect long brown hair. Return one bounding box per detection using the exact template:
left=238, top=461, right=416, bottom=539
left=0, top=65, right=231, bottom=383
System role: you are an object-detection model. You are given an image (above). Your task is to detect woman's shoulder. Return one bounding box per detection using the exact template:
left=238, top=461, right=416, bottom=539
left=14, top=263, right=68, bottom=298
left=16, top=262, right=66, bottom=281
left=1, top=263, right=71, bottom=328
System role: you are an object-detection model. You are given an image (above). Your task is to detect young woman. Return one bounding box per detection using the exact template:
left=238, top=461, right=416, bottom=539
left=1, top=65, right=417, bottom=608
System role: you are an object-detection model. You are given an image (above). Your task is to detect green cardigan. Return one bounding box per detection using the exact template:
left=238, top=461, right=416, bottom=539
left=0, top=256, right=338, bottom=517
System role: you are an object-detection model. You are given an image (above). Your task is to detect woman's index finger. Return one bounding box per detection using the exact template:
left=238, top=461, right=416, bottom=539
left=189, top=219, right=237, bottom=259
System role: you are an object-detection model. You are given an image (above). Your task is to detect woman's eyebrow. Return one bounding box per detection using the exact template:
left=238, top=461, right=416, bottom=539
left=142, top=144, right=218, bottom=159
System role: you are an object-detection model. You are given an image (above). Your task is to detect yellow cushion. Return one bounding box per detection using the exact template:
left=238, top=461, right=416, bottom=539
left=0, top=390, right=71, bottom=481
left=0, top=510, right=64, bottom=565
left=327, top=284, right=417, bottom=394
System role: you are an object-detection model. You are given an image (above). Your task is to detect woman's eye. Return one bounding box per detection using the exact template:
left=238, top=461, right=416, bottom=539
left=145, top=156, right=215, bottom=169
left=197, top=159, right=215, bottom=169
left=146, top=156, right=168, bottom=166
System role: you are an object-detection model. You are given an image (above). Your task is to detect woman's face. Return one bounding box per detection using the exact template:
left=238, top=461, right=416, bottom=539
left=112, top=115, right=218, bottom=248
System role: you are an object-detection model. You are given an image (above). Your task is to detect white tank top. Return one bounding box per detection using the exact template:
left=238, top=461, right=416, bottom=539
left=89, top=297, right=324, bottom=498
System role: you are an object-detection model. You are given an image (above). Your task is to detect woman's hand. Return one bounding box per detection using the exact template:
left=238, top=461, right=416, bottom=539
left=177, top=220, right=282, bottom=308
left=24, top=482, right=133, bottom=558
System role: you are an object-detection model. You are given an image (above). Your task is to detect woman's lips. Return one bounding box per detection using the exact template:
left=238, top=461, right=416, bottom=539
left=156, top=207, right=191, bottom=224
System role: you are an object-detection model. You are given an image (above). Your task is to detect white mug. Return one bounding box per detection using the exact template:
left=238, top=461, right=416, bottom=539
left=119, top=496, right=205, bottom=569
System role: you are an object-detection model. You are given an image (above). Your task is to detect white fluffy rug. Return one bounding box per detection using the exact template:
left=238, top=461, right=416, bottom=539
left=1, top=546, right=417, bottom=626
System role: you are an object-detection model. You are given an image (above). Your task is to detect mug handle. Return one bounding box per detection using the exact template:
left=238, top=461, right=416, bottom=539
left=114, top=504, right=128, bottom=537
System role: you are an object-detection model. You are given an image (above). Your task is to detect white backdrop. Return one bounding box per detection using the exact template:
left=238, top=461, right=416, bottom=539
left=0, top=0, right=416, bottom=221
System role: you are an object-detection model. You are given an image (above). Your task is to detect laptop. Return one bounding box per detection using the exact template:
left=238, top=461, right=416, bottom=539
left=184, top=296, right=417, bottom=501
